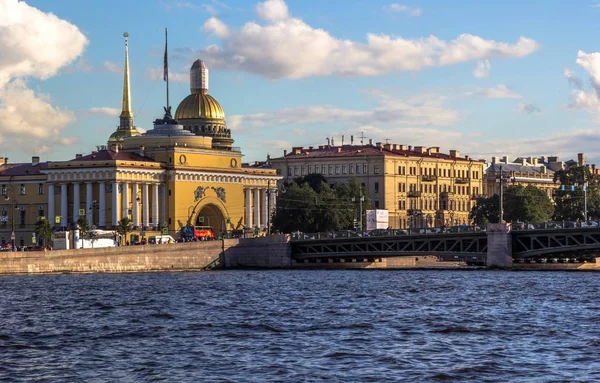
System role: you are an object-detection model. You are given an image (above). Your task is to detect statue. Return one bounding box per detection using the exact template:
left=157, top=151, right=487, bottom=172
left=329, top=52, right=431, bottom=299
left=194, top=186, right=205, bottom=202
left=212, top=187, right=226, bottom=202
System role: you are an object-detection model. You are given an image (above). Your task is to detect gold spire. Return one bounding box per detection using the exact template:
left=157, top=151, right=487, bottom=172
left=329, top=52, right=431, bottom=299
left=119, top=32, right=134, bottom=128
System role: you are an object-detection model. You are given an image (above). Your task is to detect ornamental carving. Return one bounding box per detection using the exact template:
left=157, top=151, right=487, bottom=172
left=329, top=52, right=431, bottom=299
left=211, top=186, right=226, bottom=202
left=194, top=186, right=206, bottom=202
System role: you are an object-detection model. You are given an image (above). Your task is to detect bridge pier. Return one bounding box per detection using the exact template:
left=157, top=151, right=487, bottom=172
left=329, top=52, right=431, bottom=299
left=486, top=223, right=513, bottom=268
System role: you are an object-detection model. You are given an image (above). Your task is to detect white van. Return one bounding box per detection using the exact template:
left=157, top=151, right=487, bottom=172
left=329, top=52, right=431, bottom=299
left=148, top=235, right=175, bottom=244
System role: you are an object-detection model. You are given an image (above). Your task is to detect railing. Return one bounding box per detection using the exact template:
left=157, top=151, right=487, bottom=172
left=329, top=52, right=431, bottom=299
left=421, top=175, right=436, bottom=182
left=290, top=225, right=485, bottom=241
left=455, top=177, right=470, bottom=184
left=407, top=191, right=421, bottom=198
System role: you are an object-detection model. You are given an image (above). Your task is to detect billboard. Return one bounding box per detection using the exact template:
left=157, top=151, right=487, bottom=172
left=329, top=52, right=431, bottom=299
left=366, top=209, right=389, bottom=231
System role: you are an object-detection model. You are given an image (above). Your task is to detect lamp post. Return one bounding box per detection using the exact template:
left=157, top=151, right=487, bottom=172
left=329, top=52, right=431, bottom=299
left=352, top=190, right=364, bottom=232
left=4, top=187, right=19, bottom=251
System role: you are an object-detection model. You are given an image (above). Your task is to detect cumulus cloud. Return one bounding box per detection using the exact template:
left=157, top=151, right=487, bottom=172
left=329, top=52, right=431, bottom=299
left=565, top=51, right=600, bottom=121
left=467, top=84, right=521, bottom=99
left=473, top=59, right=490, bottom=79
left=145, top=68, right=188, bottom=83
left=228, top=93, right=461, bottom=131
left=194, top=0, right=539, bottom=79
left=385, top=4, right=422, bottom=16
left=203, top=16, right=229, bottom=37
left=0, top=0, right=87, bottom=152
left=517, top=102, right=541, bottom=114
left=564, top=67, right=583, bottom=89
left=85, top=107, right=121, bottom=117
left=161, top=0, right=201, bottom=11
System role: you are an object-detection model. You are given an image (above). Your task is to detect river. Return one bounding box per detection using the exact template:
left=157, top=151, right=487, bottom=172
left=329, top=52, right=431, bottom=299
left=1, top=270, right=599, bottom=382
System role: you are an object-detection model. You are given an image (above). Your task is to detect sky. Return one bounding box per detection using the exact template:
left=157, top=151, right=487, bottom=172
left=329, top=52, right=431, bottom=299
left=2, top=0, right=600, bottom=165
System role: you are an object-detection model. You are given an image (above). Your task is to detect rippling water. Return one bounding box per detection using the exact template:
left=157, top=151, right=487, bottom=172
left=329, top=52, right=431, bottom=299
left=1, top=270, right=600, bottom=382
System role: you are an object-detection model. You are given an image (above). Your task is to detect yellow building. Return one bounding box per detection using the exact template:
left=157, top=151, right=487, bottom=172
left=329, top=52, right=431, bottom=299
left=270, top=142, right=486, bottom=229
left=0, top=33, right=280, bottom=248
left=484, top=156, right=556, bottom=199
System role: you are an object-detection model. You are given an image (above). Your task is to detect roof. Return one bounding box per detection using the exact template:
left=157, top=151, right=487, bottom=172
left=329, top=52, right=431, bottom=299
left=271, top=144, right=480, bottom=162
left=0, top=162, right=48, bottom=177
left=69, top=150, right=157, bottom=163
left=486, top=163, right=554, bottom=175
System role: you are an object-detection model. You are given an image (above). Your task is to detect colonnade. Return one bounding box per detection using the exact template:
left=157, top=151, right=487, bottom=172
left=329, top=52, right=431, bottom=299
left=244, top=187, right=276, bottom=229
left=48, top=181, right=166, bottom=229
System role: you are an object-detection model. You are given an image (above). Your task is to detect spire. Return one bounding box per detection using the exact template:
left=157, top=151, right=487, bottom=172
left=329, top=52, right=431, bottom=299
left=119, top=32, right=134, bottom=129
left=190, top=59, right=209, bottom=94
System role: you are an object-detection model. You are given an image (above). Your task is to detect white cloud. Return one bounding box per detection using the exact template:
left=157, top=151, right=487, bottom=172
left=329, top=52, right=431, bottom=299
left=103, top=61, right=121, bottom=74
left=566, top=50, right=600, bottom=121
left=0, top=0, right=87, bottom=152
left=86, top=107, right=120, bottom=117
left=203, top=17, right=230, bottom=37
left=145, top=68, right=188, bottom=83
left=256, top=0, right=289, bottom=22
left=385, top=4, right=422, bottom=16
left=473, top=59, right=490, bottom=79
left=517, top=102, right=541, bottom=114
left=467, top=84, right=521, bottom=99
left=161, top=0, right=201, bottom=11
left=229, top=92, right=461, bottom=131
left=564, top=67, right=583, bottom=89
left=196, top=0, right=539, bottom=79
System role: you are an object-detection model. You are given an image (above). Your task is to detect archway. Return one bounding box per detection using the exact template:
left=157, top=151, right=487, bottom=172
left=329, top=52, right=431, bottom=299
left=194, top=203, right=225, bottom=236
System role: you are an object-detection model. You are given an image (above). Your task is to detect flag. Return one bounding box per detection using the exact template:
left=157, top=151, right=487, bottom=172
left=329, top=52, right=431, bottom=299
left=163, top=28, right=168, bottom=82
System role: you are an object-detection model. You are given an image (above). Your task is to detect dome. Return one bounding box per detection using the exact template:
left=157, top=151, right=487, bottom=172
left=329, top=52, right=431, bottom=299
left=108, top=128, right=141, bottom=143
left=175, top=93, right=225, bottom=120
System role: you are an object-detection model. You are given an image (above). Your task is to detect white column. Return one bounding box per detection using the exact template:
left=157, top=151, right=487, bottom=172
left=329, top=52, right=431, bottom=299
left=262, top=189, right=268, bottom=228
left=142, top=183, right=149, bottom=229
left=253, top=188, right=260, bottom=228
left=270, top=188, right=277, bottom=215
left=99, top=182, right=106, bottom=227
left=122, top=182, right=129, bottom=221
left=112, top=182, right=119, bottom=227
left=60, top=183, right=68, bottom=228
left=160, top=184, right=167, bottom=227
left=152, top=183, right=159, bottom=228
left=72, top=182, right=80, bottom=224
left=86, top=182, right=93, bottom=226
left=245, top=188, right=252, bottom=228
left=132, top=183, right=140, bottom=227
left=48, top=184, right=55, bottom=227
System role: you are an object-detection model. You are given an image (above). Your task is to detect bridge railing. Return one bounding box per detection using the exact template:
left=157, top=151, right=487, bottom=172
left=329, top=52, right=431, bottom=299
left=291, top=225, right=485, bottom=241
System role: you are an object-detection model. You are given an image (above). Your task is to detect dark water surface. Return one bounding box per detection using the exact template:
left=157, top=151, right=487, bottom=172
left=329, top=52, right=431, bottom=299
left=1, top=270, right=600, bottom=382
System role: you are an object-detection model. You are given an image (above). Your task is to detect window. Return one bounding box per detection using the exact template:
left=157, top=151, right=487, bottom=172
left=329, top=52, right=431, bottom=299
left=342, top=164, right=347, bottom=174
left=374, top=182, right=379, bottom=194
left=301, top=166, right=305, bottom=176
left=374, top=165, right=380, bottom=174
left=375, top=201, right=380, bottom=209
left=349, top=164, right=354, bottom=174
left=363, top=163, right=367, bottom=173
left=356, top=164, right=361, bottom=174
left=308, top=165, right=312, bottom=174
left=335, top=165, right=340, bottom=175
left=38, top=184, right=44, bottom=195
left=1, top=185, right=5, bottom=196
left=321, top=165, right=327, bottom=174
left=328, top=165, right=333, bottom=175
left=276, top=169, right=282, bottom=175
left=19, top=184, right=25, bottom=195
left=38, top=206, right=44, bottom=218
left=19, top=209, right=25, bottom=227
left=288, top=166, right=292, bottom=176
left=294, top=166, right=299, bottom=176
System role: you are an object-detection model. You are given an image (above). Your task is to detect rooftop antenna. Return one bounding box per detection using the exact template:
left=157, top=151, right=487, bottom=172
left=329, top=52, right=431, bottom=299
left=163, top=28, right=172, bottom=119
left=342, top=135, right=345, bottom=146
left=385, top=138, right=390, bottom=144
left=359, top=131, right=365, bottom=145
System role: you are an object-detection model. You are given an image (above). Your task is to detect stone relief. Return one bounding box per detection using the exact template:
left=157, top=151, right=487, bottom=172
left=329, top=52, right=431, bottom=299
left=211, top=186, right=226, bottom=202
left=194, top=186, right=206, bottom=202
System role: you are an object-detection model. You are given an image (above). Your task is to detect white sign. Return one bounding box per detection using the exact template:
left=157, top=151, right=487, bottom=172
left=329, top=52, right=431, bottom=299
left=366, top=209, right=389, bottom=231
left=0, top=216, right=7, bottom=222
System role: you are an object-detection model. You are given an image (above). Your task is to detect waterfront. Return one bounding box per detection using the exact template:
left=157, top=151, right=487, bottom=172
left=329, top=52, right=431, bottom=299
left=1, top=270, right=600, bottom=382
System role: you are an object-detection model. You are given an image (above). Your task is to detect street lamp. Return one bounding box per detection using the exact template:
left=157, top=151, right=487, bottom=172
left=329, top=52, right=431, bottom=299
left=352, top=192, right=365, bottom=232
left=4, top=187, right=19, bottom=251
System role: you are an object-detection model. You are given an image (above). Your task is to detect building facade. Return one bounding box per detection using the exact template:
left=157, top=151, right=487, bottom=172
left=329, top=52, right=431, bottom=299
left=270, top=143, right=486, bottom=229
left=0, top=34, right=280, bottom=248
left=484, top=156, right=556, bottom=199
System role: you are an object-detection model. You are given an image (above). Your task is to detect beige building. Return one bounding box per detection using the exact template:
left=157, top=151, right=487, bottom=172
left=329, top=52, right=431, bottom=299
left=0, top=34, right=280, bottom=249
left=270, top=142, right=486, bottom=229
left=484, top=156, right=556, bottom=198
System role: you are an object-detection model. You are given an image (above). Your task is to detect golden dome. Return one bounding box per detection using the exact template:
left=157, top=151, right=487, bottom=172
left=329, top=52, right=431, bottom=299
left=175, top=93, right=225, bottom=120
left=108, top=128, right=141, bottom=143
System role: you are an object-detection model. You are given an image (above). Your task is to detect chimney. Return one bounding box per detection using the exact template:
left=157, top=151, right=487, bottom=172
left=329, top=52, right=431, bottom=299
left=3, top=158, right=8, bottom=165
left=531, top=157, right=538, bottom=166
left=341, top=135, right=344, bottom=145
left=399, top=144, right=408, bottom=151
left=414, top=146, right=426, bottom=154
left=408, top=145, right=412, bottom=151
left=32, top=156, right=40, bottom=165
left=593, top=164, right=597, bottom=172
left=75, top=154, right=83, bottom=159
left=375, top=142, right=384, bottom=148
left=428, top=147, right=440, bottom=154
left=464, top=155, right=470, bottom=160
left=326, top=138, right=330, bottom=146
left=331, top=138, right=335, bottom=146
left=502, top=156, right=508, bottom=163
left=578, top=152, right=585, bottom=166
left=337, top=147, right=342, bottom=153
left=540, top=165, right=547, bottom=174
left=449, top=150, right=460, bottom=158
left=292, top=147, right=302, bottom=155
left=491, top=156, right=497, bottom=164
left=369, top=139, right=373, bottom=145
left=350, top=135, right=354, bottom=145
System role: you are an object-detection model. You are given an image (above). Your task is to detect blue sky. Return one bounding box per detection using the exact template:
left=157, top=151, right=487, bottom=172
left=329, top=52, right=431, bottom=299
left=3, top=0, right=600, bottom=164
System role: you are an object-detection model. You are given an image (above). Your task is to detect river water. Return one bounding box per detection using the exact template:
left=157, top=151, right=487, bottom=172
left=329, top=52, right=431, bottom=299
left=1, top=270, right=599, bottom=382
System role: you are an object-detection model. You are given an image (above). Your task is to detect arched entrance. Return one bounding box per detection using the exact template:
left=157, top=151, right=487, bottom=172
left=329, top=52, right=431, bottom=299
left=194, top=203, right=226, bottom=236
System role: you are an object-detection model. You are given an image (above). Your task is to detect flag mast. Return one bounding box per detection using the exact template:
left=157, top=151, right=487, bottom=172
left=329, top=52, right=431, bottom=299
left=163, top=27, right=171, bottom=119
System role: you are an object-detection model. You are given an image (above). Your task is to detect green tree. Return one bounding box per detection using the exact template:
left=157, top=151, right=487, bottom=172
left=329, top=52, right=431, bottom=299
left=115, top=217, right=133, bottom=245
left=272, top=182, right=318, bottom=233
left=76, top=216, right=97, bottom=248
left=34, top=218, right=53, bottom=247
left=469, top=195, right=500, bottom=225
left=553, top=165, right=599, bottom=221
left=503, top=185, right=554, bottom=223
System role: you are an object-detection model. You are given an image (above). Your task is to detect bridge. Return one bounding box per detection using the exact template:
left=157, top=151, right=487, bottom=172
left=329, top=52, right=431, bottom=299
left=290, top=226, right=600, bottom=266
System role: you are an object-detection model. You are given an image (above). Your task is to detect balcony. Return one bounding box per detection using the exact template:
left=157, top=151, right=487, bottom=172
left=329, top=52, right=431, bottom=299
left=407, top=191, right=421, bottom=198
left=421, top=175, right=436, bottom=182
left=407, top=209, right=422, bottom=216
left=455, top=177, right=470, bottom=184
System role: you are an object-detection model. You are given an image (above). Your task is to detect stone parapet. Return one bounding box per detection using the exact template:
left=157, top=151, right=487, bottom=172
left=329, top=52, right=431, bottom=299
left=486, top=222, right=513, bottom=268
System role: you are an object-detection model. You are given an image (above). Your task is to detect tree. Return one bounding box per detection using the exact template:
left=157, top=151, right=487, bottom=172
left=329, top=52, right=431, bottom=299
left=115, top=217, right=133, bottom=245
left=504, top=185, right=554, bottom=223
left=469, top=195, right=499, bottom=226
left=76, top=217, right=97, bottom=248
left=553, top=165, right=600, bottom=221
left=34, top=218, right=52, bottom=247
